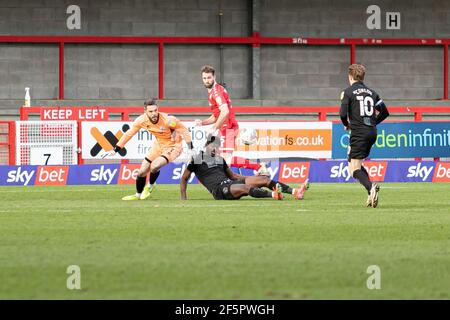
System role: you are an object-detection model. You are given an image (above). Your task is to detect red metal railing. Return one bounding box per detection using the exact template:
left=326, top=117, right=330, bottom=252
left=19, top=105, right=450, bottom=122
left=0, top=121, right=16, bottom=165
left=1, top=35, right=449, bottom=100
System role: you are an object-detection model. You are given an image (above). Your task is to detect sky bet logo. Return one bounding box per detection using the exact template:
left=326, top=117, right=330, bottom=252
left=118, top=164, right=140, bottom=184
left=407, top=163, right=434, bottom=182
left=279, top=162, right=310, bottom=183
left=433, top=162, right=450, bottom=182
left=90, top=125, right=130, bottom=157
left=35, top=166, right=68, bottom=186
left=6, top=167, right=35, bottom=186
left=330, top=162, right=387, bottom=182
left=90, top=165, right=118, bottom=185
left=6, top=166, right=69, bottom=186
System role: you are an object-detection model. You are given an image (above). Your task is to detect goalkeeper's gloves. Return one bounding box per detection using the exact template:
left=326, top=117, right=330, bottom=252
left=102, top=145, right=122, bottom=158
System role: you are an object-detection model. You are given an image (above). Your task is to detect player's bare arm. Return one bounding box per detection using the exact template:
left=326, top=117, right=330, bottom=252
left=104, top=123, right=140, bottom=157
left=212, top=104, right=230, bottom=131
left=195, top=114, right=216, bottom=126
left=116, top=124, right=139, bottom=149
left=180, top=167, right=192, bottom=200
left=225, top=167, right=244, bottom=181
left=172, top=118, right=193, bottom=145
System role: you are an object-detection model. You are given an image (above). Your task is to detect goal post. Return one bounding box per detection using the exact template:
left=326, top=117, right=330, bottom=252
left=15, top=121, right=78, bottom=165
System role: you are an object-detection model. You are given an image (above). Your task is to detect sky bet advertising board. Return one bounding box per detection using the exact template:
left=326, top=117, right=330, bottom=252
left=332, top=122, right=450, bottom=159
left=1, top=161, right=449, bottom=186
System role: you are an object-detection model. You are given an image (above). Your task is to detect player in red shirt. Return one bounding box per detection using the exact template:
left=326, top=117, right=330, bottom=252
left=195, top=65, right=268, bottom=175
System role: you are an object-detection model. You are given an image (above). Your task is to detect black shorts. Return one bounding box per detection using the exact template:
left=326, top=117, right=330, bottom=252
left=348, top=128, right=377, bottom=161
left=212, top=178, right=246, bottom=200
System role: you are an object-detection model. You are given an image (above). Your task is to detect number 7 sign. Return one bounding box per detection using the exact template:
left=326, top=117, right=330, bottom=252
left=30, top=147, right=64, bottom=165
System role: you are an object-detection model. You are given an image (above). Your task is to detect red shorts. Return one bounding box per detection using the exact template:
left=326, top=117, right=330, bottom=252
left=219, top=124, right=239, bottom=154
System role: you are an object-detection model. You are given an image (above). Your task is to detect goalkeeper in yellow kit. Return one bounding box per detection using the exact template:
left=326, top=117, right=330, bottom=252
left=106, top=98, right=193, bottom=200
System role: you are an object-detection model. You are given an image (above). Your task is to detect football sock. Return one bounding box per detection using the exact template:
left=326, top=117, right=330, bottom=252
left=268, top=180, right=277, bottom=189
left=353, top=169, right=372, bottom=194
left=136, top=176, right=147, bottom=194
left=268, top=181, right=292, bottom=194
left=360, top=165, right=369, bottom=176
left=149, top=171, right=160, bottom=185
left=249, top=187, right=272, bottom=198
left=279, top=182, right=293, bottom=194
left=230, top=156, right=261, bottom=170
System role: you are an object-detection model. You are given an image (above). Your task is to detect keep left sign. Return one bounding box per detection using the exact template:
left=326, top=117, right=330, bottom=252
left=41, top=107, right=108, bottom=121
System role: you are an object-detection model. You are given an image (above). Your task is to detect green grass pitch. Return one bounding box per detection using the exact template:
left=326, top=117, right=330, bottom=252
left=0, top=182, right=449, bottom=299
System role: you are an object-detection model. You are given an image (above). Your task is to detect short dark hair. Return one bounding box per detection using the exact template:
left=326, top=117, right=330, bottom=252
left=205, top=134, right=220, bottom=147
left=144, top=98, right=158, bottom=108
left=201, top=65, right=215, bottom=75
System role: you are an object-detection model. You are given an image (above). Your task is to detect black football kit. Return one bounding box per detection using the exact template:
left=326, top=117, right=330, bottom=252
left=340, top=81, right=389, bottom=160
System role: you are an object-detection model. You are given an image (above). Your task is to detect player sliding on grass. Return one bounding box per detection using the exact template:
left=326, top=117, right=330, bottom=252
left=196, top=65, right=269, bottom=176
left=106, top=98, right=193, bottom=200
left=180, top=135, right=308, bottom=201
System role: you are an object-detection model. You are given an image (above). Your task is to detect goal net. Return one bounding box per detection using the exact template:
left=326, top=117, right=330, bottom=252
left=15, top=121, right=78, bottom=165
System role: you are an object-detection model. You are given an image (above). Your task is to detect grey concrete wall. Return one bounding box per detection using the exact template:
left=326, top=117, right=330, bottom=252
left=261, top=0, right=450, bottom=38
left=165, top=45, right=250, bottom=99
left=261, top=45, right=445, bottom=101
left=0, top=44, right=58, bottom=99
left=0, top=0, right=250, bottom=100
left=64, top=44, right=158, bottom=100
left=63, top=44, right=250, bottom=100
left=0, top=0, right=249, bottom=36
left=261, top=46, right=349, bottom=100
left=357, top=46, right=443, bottom=100
left=0, top=42, right=251, bottom=100
left=0, top=0, right=449, bottom=103
left=258, top=0, right=450, bottom=100
left=164, top=45, right=220, bottom=100
left=1, top=0, right=448, bottom=38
